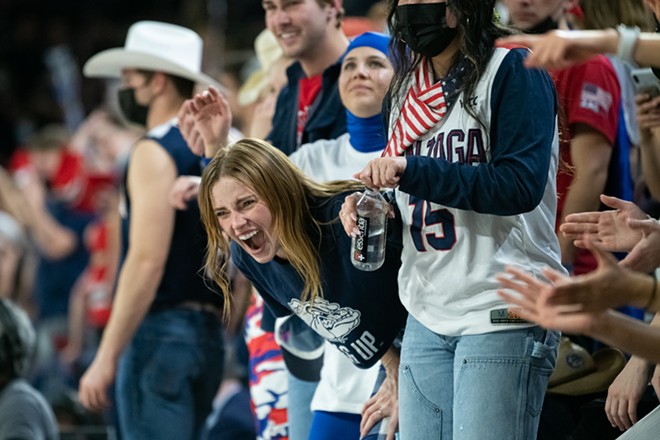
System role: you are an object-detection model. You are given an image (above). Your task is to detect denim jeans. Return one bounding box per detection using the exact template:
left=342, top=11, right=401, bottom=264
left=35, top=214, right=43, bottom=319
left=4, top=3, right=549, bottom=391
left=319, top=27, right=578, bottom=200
left=398, top=315, right=558, bottom=440
left=287, top=372, right=318, bottom=440
left=116, top=308, right=224, bottom=440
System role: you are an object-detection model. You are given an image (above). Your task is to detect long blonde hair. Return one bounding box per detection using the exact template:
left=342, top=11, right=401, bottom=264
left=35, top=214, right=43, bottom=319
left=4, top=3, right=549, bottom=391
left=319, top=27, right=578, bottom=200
left=198, top=138, right=363, bottom=316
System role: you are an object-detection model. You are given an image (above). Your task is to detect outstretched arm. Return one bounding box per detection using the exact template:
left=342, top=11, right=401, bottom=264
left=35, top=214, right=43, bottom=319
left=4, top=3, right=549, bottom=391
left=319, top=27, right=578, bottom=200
left=496, top=266, right=660, bottom=363
left=497, top=29, right=660, bottom=70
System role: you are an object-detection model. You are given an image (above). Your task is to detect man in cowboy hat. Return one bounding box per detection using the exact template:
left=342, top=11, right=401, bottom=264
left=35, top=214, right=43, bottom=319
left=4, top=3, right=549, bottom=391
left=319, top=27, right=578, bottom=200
left=78, top=21, right=225, bottom=439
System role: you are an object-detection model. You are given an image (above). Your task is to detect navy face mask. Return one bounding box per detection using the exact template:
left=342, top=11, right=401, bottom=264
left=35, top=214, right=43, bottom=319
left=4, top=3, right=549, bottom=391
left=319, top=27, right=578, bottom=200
left=118, top=87, right=149, bottom=127
left=395, top=3, right=458, bottom=58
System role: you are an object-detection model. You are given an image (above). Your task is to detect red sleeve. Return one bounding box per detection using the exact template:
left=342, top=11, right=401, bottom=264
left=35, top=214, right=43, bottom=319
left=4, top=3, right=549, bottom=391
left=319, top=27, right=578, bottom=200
left=555, top=55, right=621, bottom=145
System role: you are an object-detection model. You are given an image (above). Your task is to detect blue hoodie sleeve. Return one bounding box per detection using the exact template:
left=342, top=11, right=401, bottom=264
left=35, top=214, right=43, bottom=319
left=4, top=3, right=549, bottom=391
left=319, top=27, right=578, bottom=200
left=398, top=48, right=557, bottom=215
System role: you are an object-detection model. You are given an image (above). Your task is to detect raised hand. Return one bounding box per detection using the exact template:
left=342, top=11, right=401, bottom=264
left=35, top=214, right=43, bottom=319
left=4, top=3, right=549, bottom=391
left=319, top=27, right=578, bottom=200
left=496, top=266, right=604, bottom=335
left=560, top=195, right=647, bottom=252
left=178, top=99, right=204, bottom=155
left=189, top=86, right=232, bottom=158
left=620, top=218, right=660, bottom=272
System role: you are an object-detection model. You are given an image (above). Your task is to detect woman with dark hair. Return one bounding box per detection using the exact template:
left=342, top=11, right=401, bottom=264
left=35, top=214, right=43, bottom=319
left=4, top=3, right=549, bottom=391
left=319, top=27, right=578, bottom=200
left=340, top=1, right=562, bottom=438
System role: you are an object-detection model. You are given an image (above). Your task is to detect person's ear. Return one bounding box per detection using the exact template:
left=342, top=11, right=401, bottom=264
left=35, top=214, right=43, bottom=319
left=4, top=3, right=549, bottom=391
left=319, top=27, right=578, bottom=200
left=150, top=72, right=168, bottom=95
left=326, top=0, right=344, bottom=24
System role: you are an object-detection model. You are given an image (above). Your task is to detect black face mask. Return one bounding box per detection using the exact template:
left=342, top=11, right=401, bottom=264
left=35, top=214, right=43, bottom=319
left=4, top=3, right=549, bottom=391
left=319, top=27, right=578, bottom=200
left=395, top=3, right=458, bottom=58
left=525, top=15, right=559, bottom=35
left=118, top=87, right=149, bottom=126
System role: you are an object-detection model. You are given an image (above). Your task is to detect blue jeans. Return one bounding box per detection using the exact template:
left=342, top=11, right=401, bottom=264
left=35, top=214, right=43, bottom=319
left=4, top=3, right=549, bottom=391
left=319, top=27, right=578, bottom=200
left=116, top=308, right=224, bottom=440
left=398, top=315, right=558, bottom=440
left=287, top=372, right=318, bottom=440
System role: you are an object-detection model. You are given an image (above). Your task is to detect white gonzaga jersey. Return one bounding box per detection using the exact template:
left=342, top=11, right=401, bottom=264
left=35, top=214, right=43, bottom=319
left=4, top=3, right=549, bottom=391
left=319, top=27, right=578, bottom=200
left=394, top=47, right=565, bottom=336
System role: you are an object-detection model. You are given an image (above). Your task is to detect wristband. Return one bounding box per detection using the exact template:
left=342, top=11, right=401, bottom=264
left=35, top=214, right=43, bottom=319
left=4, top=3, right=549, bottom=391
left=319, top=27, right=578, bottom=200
left=616, top=25, right=640, bottom=64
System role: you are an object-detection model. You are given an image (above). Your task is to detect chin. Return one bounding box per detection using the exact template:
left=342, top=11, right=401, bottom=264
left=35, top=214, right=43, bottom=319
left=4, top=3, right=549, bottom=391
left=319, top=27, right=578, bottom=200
left=244, top=246, right=275, bottom=264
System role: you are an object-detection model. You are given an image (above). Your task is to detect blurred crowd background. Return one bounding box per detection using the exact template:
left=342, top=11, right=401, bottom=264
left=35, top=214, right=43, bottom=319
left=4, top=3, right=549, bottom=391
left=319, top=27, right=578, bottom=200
left=0, top=0, right=385, bottom=166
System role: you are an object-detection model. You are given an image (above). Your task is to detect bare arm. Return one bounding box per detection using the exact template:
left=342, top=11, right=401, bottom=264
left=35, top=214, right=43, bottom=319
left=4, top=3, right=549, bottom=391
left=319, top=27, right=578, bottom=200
left=17, top=168, right=77, bottom=260
left=497, top=29, right=660, bottom=70
left=587, top=311, right=660, bottom=364
left=497, top=266, right=660, bottom=363
left=79, top=140, right=176, bottom=410
left=558, top=125, right=612, bottom=266
left=605, top=313, right=660, bottom=431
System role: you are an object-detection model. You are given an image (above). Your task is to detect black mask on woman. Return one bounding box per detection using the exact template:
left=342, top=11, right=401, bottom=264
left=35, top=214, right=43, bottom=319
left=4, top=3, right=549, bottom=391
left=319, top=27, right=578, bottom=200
left=118, top=88, right=149, bottom=126
left=395, top=3, right=458, bottom=58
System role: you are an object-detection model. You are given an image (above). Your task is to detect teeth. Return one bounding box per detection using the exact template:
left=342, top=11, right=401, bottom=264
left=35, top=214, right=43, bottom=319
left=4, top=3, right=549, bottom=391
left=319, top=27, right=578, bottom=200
left=238, top=230, right=258, bottom=241
left=280, top=32, right=295, bottom=40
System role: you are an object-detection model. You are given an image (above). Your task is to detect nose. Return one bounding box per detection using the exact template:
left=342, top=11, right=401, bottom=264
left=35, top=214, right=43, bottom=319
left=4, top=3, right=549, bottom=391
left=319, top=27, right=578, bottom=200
left=353, top=63, right=369, bottom=79
left=230, top=211, right=248, bottom=231
left=270, top=7, right=291, bottom=27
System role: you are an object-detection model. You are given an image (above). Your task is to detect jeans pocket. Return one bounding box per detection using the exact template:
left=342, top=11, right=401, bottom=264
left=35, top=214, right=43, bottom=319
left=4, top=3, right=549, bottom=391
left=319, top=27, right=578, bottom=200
left=400, top=363, right=443, bottom=440
left=527, top=329, right=559, bottom=417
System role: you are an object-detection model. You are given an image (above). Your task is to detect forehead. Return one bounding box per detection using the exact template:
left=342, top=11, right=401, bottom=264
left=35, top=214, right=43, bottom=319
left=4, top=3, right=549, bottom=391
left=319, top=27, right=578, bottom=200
left=120, top=69, right=145, bottom=82
left=213, top=176, right=255, bottom=202
left=343, top=46, right=388, bottom=61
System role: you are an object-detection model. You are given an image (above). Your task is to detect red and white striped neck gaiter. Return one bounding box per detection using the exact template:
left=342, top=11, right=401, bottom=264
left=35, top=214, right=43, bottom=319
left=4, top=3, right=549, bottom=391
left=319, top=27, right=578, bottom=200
left=383, top=57, right=447, bottom=157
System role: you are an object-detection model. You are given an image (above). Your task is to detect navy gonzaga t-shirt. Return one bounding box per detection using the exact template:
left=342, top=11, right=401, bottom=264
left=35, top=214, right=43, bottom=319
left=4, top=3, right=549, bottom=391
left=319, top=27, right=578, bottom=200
left=231, top=192, right=406, bottom=369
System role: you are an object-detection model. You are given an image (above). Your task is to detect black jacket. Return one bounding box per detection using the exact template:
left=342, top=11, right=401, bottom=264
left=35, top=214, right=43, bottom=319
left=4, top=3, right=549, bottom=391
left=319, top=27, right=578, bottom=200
left=267, top=60, right=347, bottom=155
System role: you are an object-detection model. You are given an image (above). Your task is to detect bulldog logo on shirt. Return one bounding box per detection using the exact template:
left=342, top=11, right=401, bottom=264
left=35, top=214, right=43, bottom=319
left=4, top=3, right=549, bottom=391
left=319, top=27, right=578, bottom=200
left=289, top=298, right=361, bottom=343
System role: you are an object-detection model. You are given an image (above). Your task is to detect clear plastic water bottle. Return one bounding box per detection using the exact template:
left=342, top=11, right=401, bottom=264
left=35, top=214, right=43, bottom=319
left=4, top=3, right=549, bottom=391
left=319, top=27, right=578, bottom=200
left=351, top=188, right=387, bottom=271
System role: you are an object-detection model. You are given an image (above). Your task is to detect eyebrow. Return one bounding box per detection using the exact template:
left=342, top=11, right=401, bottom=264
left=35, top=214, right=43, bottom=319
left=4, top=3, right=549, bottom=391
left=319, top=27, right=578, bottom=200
left=216, top=194, right=256, bottom=211
left=343, top=54, right=387, bottom=63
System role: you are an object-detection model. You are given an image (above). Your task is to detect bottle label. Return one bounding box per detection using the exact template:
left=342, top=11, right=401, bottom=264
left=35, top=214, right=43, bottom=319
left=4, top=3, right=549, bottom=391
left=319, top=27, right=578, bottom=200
left=353, top=215, right=370, bottom=263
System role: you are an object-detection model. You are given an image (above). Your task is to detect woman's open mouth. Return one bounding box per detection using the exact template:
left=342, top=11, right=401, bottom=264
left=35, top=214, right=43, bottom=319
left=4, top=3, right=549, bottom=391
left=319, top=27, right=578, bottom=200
left=238, top=230, right=266, bottom=253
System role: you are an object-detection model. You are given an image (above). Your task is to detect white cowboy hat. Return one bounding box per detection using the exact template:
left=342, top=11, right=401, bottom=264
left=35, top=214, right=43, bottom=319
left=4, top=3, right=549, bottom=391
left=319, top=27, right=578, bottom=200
left=83, top=21, right=220, bottom=88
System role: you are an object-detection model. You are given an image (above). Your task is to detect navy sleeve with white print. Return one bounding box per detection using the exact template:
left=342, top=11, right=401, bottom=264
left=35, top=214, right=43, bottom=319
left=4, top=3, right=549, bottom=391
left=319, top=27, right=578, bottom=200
left=398, top=48, right=557, bottom=216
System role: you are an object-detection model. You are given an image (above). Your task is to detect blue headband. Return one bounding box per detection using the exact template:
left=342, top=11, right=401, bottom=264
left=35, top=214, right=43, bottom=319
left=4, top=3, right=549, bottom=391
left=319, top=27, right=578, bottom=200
left=342, top=32, right=391, bottom=62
